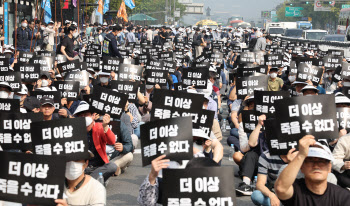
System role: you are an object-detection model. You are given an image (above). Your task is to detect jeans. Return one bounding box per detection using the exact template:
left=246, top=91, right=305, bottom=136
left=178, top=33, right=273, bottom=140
left=85, top=162, right=117, bottom=182
left=251, top=190, right=271, bottom=206
left=133, top=125, right=141, bottom=139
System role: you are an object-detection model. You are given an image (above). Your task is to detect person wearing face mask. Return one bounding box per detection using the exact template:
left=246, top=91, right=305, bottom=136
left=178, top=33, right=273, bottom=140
left=291, top=81, right=308, bottom=96
left=0, top=82, right=12, bottom=99
left=102, top=25, right=123, bottom=58
left=13, top=84, right=28, bottom=113
left=61, top=26, right=77, bottom=61
left=44, top=21, right=57, bottom=51
left=268, top=67, right=283, bottom=91
left=35, top=74, right=57, bottom=91
left=73, top=102, right=118, bottom=182
left=97, top=71, right=111, bottom=88
left=12, top=19, right=32, bottom=52
left=126, top=27, right=136, bottom=43
left=54, top=148, right=106, bottom=206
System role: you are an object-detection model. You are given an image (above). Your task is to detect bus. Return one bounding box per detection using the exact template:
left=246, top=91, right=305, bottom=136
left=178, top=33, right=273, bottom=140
left=337, top=8, right=350, bottom=34
left=227, top=16, right=244, bottom=27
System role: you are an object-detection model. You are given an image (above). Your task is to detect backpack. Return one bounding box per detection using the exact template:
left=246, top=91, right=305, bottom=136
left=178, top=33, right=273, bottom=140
left=249, top=38, right=258, bottom=50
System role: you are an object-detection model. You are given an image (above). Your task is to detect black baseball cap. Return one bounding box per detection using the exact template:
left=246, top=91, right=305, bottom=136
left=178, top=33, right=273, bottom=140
left=40, top=96, right=55, bottom=107
left=23, top=96, right=41, bottom=110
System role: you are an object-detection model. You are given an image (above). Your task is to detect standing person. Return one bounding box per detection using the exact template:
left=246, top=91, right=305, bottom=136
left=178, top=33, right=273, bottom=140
left=61, top=26, right=76, bottom=61
left=146, top=27, right=153, bottom=43
left=28, top=19, right=40, bottom=50
left=103, top=26, right=122, bottom=58
left=275, top=135, right=350, bottom=206
left=268, top=67, right=284, bottom=91
left=44, top=21, right=58, bottom=51
left=126, top=27, right=136, bottom=43
left=254, top=33, right=271, bottom=51
left=13, top=19, right=32, bottom=52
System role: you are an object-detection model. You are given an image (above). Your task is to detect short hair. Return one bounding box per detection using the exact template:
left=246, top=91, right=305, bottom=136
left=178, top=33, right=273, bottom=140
left=266, top=35, right=273, bottom=41
left=21, top=18, right=28, bottom=23
left=68, top=26, right=76, bottom=33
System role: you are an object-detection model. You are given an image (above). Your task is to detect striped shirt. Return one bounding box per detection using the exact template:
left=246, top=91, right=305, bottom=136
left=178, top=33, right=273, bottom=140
left=258, top=150, right=287, bottom=182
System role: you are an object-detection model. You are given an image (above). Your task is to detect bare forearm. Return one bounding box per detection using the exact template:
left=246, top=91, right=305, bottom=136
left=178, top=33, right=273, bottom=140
left=248, top=124, right=262, bottom=148
left=231, top=112, right=239, bottom=128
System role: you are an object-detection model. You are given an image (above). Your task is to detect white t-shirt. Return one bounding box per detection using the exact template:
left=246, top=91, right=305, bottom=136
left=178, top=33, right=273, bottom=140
left=64, top=176, right=106, bottom=206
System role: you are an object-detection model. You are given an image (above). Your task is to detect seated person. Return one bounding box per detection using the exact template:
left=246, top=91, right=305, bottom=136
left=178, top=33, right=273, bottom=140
left=332, top=132, right=350, bottom=189
left=55, top=150, right=106, bottom=206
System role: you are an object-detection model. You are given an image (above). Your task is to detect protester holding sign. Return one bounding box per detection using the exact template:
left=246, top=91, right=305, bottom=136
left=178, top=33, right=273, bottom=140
left=268, top=67, right=283, bottom=91
left=275, top=135, right=350, bottom=206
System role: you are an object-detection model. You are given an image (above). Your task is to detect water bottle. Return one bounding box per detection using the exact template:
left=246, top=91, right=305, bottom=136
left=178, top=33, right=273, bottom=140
left=97, top=172, right=105, bottom=186
left=229, top=144, right=235, bottom=161
left=251, top=176, right=257, bottom=191
left=221, top=119, right=227, bottom=132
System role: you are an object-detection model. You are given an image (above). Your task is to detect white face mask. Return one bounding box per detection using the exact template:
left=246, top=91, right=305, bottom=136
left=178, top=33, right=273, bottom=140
left=270, top=73, right=277, bottom=78
left=0, top=91, right=9, bottom=99
left=22, top=23, right=27, bottom=28
left=65, top=161, right=84, bottom=180
left=73, top=32, right=79, bottom=38
left=48, top=26, right=53, bottom=29
left=288, top=76, right=296, bottom=83
left=41, top=26, right=46, bottom=31
left=13, top=94, right=21, bottom=100
left=343, top=82, right=350, bottom=87
left=100, top=77, right=109, bottom=83
left=41, top=79, right=49, bottom=87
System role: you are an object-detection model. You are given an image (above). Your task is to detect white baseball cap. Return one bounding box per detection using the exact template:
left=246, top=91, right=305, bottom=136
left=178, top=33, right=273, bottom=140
left=192, top=129, right=211, bottom=140
left=17, top=84, right=28, bottom=95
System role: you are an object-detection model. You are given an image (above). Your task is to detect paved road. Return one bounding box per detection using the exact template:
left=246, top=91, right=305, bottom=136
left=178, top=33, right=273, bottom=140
left=106, top=101, right=255, bottom=206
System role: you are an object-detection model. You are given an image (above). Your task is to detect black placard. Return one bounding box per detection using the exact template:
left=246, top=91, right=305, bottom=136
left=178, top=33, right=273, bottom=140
left=193, top=109, right=215, bottom=136
left=274, top=95, right=338, bottom=141
left=53, top=81, right=80, bottom=101
left=150, top=89, right=205, bottom=122
left=242, top=110, right=259, bottom=133
left=18, top=52, right=35, bottom=63
left=90, top=86, right=128, bottom=119
left=30, top=56, right=54, bottom=76
left=341, top=62, right=350, bottom=79
left=110, top=80, right=140, bottom=103
left=57, top=60, right=81, bottom=76
left=30, top=91, right=61, bottom=111
left=146, top=59, right=164, bottom=71
left=323, top=56, right=343, bottom=71
left=236, top=75, right=268, bottom=99
left=0, top=99, right=20, bottom=113
left=0, top=113, right=43, bottom=150
left=210, top=52, right=223, bottom=63
left=337, top=108, right=350, bottom=132
left=264, top=54, right=283, bottom=67
left=102, top=56, right=123, bottom=73
left=13, top=63, right=41, bottom=82
left=254, top=91, right=290, bottom=118
left=64, top=71, right=89, bottom=89
left=159, top=51, right=173, bottom=61
left=85, top=56, right=100, bottom=71
left=328, top=49, right=344, bottom=57
left=145, top=69, right=169, bottom=86
left=0, top=71, right=22, bottom=92
left=118, top=64, right=143, bottom=81
left=31, top=117, right=89, bottom=161
left=141, top=117, right=193, bottom=166
left=296, top=63, right=323, bottom=86
left=162, top=167, right=236, bottom=206
left=0, top=152, right=65, bottom=205
left=0, top=58, right=9, bottom=71
left=182, top=68, right=209, bottom=89
left=163, top=60, right=176, bottom=74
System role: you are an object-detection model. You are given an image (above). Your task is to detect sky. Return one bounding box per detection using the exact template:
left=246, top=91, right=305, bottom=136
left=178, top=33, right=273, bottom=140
left=182, top=0, right=285, bottom=25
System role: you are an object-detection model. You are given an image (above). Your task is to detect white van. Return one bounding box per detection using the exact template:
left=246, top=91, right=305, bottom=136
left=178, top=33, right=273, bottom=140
left=302, top=29, right=328, bottom=40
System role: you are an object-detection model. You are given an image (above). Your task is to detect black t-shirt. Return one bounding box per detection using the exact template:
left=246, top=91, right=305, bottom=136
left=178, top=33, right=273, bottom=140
left=281, top=178, right=350, bottom=206
left=61, top=36, right=75, bottom=58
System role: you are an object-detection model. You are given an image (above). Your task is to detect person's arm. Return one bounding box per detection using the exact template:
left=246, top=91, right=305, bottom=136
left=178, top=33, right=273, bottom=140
left=248, top=115, right=265, bottom=148
left=137, top=91, right=146, bottom=105
left=275, top=135, right=316, bottom=201
left=332, top=135, right=348, bottom=173
left=119, top=121, right=133, bottom=153
left=238, top=122, right=250, bottom=153
left=209, top=138, right=223, bottom=163
left=137, top=175, right=160, bottom=206
left=231, top=111, right=240, bottom=129
left=101, top=114, right=116, bottom=144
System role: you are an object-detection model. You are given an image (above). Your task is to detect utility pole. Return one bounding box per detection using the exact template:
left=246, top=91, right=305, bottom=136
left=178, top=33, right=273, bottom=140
left=173, top=0, right=176, bottom=25
left=165, top=0, right=168, bottom=25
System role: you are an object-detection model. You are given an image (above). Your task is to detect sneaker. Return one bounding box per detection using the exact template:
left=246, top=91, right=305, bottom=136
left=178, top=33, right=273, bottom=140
left=236, top=182, right=253, bottom=196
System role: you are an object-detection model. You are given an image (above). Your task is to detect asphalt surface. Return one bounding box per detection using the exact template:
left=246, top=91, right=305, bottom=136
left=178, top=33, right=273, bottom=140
left=106, top=100, right=255, bottom=206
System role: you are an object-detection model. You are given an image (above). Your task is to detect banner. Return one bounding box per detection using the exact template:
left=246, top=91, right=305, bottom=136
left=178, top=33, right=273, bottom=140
left=162, top=167, right=236, bottom=206
left=0, top=113, right=43, bottom=150
left=0, top=58, right=9, bottom=71
left=110, top=80, right=140, bottom=103
left=102, top=57, right=123, bottom=73
left=57, top=60, right=81, bottom=77
left=0, top=152, right=65, bottom=205
left=117, top=64, right=142, bottom=81
left=254, top=91, right=290, bottom=118
left=145, top=69, right=169, bottom=86
left=141, top=117, right=193, bottom=166
left=85, top=56, right=100, bottom=71
left=323, top=56, right=342, bottom=71
left=13, top=63, right=41, bottom=83
left=0, top=99, right=20, bottom=113
left=18, top=52, right=35, bottom=63
left=64, top=71, right=89, bottom=90
left=296, top=63, right=323, bottom=86
left=90, top=86, right=128, bottom=119
left=0, top=71, right=22, bottom=92
left=242, top=110, right=259, bottom=133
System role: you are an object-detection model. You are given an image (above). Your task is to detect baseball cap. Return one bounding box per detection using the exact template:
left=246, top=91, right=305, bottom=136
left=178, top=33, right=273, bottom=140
left=307, top=142, right=334, bottom=162
left=40, top=96, right=55, bottom=107
left=85, top=117, right=93, bottom=127
left=292, top=81, right=308, bottom=85
left=23, top=96, right=41, bottom=111
left=335, top=93, right=350, bottom=104
left=242, top=96, right=255, bottom=106
left=192, top=129, right=211, bottom=141
left=0, top=81, right=13, bottom=92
